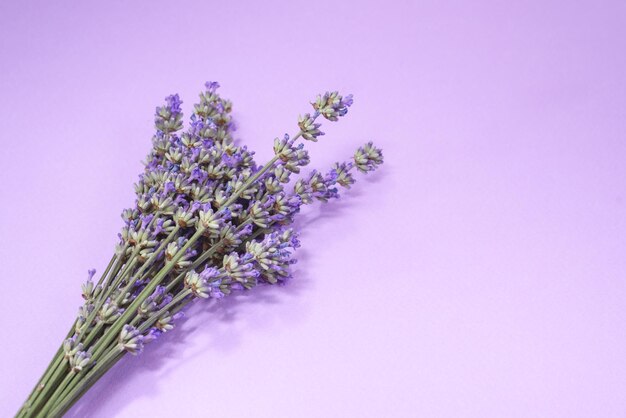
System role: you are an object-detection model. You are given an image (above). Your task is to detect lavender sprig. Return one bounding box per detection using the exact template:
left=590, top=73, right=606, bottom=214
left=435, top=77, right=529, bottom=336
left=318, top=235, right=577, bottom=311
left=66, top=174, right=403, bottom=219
left=17, top=84, right=383, bottom=418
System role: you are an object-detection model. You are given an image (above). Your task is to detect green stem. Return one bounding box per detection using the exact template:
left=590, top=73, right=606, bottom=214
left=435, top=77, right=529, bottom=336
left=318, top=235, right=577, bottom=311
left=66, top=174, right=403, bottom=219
left=114, top=226, right=181, bottom=306
left=74, top=247, right=132, bottom=345
left=16, top=345, right=64, bottom=418
left=25, top=358, right=67, bottom=417
left=81, top=322, right=104, bottom=348
left=18, top=253, right=115, bottom=416
left=49, top=258, right=179, bottom=418
left=95, top=253, right=118, bottom=289
left=98, top=244, right=129, bottom=298
left=16, top=251, right=112, bottom=417
left=49, top=351, right=125, bottom=417
left=35, top=371, right=76, bottom=418
left=107, top=253, right=139, bottom=292
left=90, top=227, right=206, bottom=361
left=79, top=226, right=179, bottom=347
left=45, top=349, right=123, bottom=418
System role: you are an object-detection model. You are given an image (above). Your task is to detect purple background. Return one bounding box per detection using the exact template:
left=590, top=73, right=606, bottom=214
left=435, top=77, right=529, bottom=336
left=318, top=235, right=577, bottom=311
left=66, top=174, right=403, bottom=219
left=1, top=1, right=625, bottom=417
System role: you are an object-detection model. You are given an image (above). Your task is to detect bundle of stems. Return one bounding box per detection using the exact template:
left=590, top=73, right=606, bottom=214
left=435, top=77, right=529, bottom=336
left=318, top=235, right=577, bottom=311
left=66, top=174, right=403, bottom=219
left=16, top=83, right=383, bottom=417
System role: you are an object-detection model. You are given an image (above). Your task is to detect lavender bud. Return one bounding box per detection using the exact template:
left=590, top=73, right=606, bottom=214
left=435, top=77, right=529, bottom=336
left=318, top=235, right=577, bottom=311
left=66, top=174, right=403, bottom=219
left=118, top=325, right=145, bottom=355
left=184, top=271, right=210, bottom=298
left=138, top=296, right=158, bottom=318
left=173, top=207, right=197, bottom=228
left=354, top=142, right=384, bottom=173
left=272, top=193, right=301, bottom=218
left=98, top=299, right=123, bottom=324
left=222, top=253, right=258, bottom=288
left=248, top=201, right=271, bottom=228
left=298, top=113, right=324, bottom=141
left=81, top=269, right=98, bottom=301
left=264, top=176, right=283, bottom=194
left=165, top=242, right=180, bottom=261
left=155, top=94, right=183, bottom=133
left=333, top=162, right=355, bottom=188
left=273, top=165, right=291, bottom=183
left=69, top=350, right=92, bottom=374
left=294, top=178, right=313, bottom=204
left=284, top=145, right=310, bottom=173
left=63, top=337, right=83, bottom=360
left=273, top=135, right=297, bottom=162
left=198, top=208, right=223, bottom=232
left=155, top=312, right=175, bottom=332
left=312, top=91, right=353, bottom=121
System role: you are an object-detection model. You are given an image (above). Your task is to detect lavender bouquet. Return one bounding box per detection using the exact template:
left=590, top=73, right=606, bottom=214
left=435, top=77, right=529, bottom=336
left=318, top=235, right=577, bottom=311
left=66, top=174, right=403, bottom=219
left=16, top=83, right=383, bottom=417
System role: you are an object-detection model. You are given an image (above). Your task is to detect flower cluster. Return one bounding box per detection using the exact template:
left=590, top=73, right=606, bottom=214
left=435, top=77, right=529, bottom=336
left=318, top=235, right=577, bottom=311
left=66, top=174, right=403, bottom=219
left=18, top=84, right=383, bottom=418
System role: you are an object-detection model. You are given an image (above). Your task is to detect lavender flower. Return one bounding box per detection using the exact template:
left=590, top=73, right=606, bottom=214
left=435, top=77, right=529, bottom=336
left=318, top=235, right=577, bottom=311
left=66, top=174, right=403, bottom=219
left=312, top=91, right=353, bottom=121
left=68, top=350, right=92, bottom=374
left=155, top=94, right=183, bottom=133
left=17, top=83, right=383, bottom=418
left=117, top=325, right=145, bottom=355
left=184, top=271, right=210, bottom=298
left=81, top=269, right=98, bottom=301
left=353, top=141, right=384, bottom=173
left=298, top=113, right=324, bottom=141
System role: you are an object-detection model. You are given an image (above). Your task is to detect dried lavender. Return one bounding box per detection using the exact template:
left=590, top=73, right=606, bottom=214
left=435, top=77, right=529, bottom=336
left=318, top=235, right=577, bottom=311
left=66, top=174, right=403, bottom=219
left=17, top=83, right=383, bottom=417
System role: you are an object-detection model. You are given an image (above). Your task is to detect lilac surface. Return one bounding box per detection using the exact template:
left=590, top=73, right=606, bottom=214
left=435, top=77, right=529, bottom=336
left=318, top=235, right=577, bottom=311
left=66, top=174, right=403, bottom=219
left=1, top=1, right=625, bottom=417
